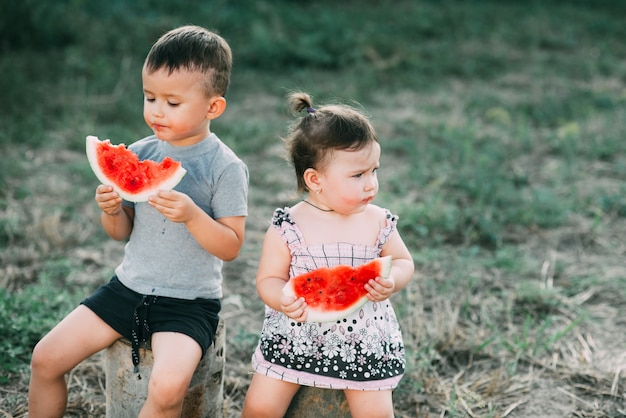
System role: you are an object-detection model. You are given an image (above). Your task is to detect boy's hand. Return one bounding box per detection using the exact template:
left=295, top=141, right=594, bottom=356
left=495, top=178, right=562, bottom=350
left=365, top=275, right=395, bottom=302
left=95, top=185, right=123, bottom=216
left=148, top=190, right=196, bottom=223
left=280, top=295, right=308, bottom=322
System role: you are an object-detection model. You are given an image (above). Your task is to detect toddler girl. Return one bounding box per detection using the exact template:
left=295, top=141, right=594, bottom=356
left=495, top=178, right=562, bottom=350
left=241, top=92, right=414, bottom=418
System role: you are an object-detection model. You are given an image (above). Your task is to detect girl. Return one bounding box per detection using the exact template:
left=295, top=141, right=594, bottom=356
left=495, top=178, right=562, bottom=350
left=241, top=92, right=414, bottom=418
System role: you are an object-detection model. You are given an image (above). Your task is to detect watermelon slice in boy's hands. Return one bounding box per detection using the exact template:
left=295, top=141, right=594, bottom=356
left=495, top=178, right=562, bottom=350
left=282, top=256, right=393, bottom=323
left=86, top=135, right=186, bottom=202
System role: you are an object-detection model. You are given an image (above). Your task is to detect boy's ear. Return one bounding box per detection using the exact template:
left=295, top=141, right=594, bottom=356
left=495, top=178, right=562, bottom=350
left=303, top=168, right=321, bottom=192
left=207, top=96, right=227, bottom=120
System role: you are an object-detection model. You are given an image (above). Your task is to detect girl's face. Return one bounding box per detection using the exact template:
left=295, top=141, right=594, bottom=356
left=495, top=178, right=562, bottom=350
left=317, top=141, right=380, bottom=214
left=142, top=67, right=215, bottom=146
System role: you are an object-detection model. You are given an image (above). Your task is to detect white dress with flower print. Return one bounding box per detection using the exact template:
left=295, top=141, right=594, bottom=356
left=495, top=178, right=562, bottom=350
left=251, top=207, right=406, bottom=390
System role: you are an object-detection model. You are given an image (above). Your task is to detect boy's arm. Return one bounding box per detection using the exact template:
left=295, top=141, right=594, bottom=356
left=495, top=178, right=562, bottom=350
left=96, top=184, right=134, bottom=240
left=148, top=189, right=246, bottom=261
left=185, top=212, right=246, bottom=261
left=101, top=205, right=134, bottom=241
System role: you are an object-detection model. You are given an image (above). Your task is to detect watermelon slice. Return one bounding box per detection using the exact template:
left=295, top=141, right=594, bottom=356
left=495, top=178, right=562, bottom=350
left=86, top=135, right=186, bottom=202
left=282, top=256, right=393, bottom=323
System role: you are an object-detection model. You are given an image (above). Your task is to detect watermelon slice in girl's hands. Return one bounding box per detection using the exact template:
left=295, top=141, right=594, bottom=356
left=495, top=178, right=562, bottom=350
left=282, top=256, right=393, bottom=323
left=86, top=135, right=186, bottom=202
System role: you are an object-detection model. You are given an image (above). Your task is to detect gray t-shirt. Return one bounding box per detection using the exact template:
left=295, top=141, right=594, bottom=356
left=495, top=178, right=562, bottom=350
left=114, top=134, right=248, bottom=300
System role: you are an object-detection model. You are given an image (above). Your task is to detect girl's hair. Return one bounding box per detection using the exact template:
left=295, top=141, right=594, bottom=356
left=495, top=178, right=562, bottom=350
left=143, top=25, right=232, bottom=97
left=284, top=92, right=379, bottom=194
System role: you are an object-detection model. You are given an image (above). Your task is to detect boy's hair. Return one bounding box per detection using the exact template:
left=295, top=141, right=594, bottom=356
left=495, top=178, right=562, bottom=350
left=144, top=25, right=232, bottom=97
left=284, top=91, right=379, bottom=194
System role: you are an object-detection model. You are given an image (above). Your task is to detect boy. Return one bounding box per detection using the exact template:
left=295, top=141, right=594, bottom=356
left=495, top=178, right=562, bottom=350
left=28, top=25, right=248, bottom=417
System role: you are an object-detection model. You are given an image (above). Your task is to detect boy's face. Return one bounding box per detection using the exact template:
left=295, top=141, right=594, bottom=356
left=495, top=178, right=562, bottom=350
left=142, top=67, right=217, bottom=146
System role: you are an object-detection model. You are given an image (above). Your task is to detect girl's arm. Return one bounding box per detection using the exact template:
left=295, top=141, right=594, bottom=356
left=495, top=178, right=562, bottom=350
left=382, top=229, right=415, bottom=292
left=256, top=227, right=308, bottom=322
left=366, top=229, right=414, bottom=302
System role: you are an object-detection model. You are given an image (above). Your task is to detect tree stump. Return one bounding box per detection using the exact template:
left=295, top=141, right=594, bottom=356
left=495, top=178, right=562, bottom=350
left=284, top=386, right=351, bottom=418
left=104, top=320, right=225, bottom=418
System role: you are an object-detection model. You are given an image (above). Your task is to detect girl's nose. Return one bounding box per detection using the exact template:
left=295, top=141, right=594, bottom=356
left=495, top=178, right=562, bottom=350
left=365, top=176, right=378, bottom=192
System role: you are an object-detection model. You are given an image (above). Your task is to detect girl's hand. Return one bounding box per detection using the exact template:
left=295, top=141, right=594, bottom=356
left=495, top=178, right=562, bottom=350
left=148, top=190, right=196, bottom=223
left=280, top=295, right=308, bottom=322
left=365, top=275, right=395, bottom=302
left=95, top=185, right=123, bottom=216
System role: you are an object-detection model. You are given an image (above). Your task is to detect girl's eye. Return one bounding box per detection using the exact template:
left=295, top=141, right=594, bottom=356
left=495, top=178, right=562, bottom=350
left=168, top=102, right=180, bottom=107
left=354, top=168, right=378, bottom=178
left=145, top=97, right=155, bottom=102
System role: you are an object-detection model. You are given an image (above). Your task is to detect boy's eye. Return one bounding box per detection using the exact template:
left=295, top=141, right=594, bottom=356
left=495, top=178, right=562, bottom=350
left=145, top=97, right=155, bottom=102
left=168, top=102, right=180, bottom=107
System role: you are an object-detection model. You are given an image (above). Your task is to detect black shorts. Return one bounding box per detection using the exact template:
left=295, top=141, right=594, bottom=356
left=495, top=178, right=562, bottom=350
left=81, top=276, right=221, bottom=357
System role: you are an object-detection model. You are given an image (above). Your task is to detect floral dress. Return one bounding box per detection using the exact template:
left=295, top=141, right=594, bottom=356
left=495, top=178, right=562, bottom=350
left=251, top=207, right=406, bottom=390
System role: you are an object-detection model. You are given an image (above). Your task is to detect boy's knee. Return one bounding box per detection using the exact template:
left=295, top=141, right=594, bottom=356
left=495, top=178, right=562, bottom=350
left=30, top=340, right=55, bottom=376
left=146, top=374, right=189, bottom=408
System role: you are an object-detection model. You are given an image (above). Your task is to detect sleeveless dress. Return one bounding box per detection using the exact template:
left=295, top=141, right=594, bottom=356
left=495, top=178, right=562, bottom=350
left=251, top=207, right=406, bottom=390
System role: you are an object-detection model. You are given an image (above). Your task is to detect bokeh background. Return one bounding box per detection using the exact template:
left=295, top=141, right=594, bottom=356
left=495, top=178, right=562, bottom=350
left=1, top=1, right=625, bottom=416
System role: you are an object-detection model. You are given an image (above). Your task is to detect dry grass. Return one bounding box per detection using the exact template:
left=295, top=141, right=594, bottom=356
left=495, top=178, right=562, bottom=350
left=2, top=142, right=625, bottom=418
left=3, top=1, right=626, bottom=416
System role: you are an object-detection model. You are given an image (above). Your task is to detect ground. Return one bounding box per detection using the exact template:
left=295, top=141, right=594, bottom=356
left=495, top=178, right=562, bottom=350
left=1, top=111, right=625, bottom=418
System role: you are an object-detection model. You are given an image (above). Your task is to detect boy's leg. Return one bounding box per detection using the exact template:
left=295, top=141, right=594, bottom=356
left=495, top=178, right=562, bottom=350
left=344, top=388, right=395, bottom=418
left=241, top=373, right=301, bottom=418
left=138, top=331, right=203, bottom=418
left=28, top=305, right=122, bottom=418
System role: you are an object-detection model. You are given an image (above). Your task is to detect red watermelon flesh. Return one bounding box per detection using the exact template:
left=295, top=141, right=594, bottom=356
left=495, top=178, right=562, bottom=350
left=86, top=135, right=186, bottom=202
left=282, top=256, right=392, bottom=323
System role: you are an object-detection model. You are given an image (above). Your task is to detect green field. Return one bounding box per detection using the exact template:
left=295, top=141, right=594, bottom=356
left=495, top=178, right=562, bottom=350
left=1, top=1, right=625, bottom=416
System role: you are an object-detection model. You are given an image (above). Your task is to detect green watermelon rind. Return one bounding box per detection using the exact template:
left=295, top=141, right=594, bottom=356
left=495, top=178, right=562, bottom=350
left=86, top=135, right=187, bottom=202
left=283, top=255, right=393, bottom=323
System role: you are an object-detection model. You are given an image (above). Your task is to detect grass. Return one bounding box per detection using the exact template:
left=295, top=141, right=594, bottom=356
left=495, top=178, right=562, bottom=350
left=1, top=0, right=626, bottom=416
left=0, top=275, right=85, bottom=384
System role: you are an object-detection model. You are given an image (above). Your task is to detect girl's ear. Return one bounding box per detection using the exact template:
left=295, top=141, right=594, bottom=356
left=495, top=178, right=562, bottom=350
left=303, top=168, right=322, bottom=193
left=206, top=96, right=227, bottom=120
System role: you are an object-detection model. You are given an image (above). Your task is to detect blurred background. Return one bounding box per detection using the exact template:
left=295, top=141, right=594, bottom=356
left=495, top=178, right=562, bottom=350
left=1, top=1, right=625, bottom=416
